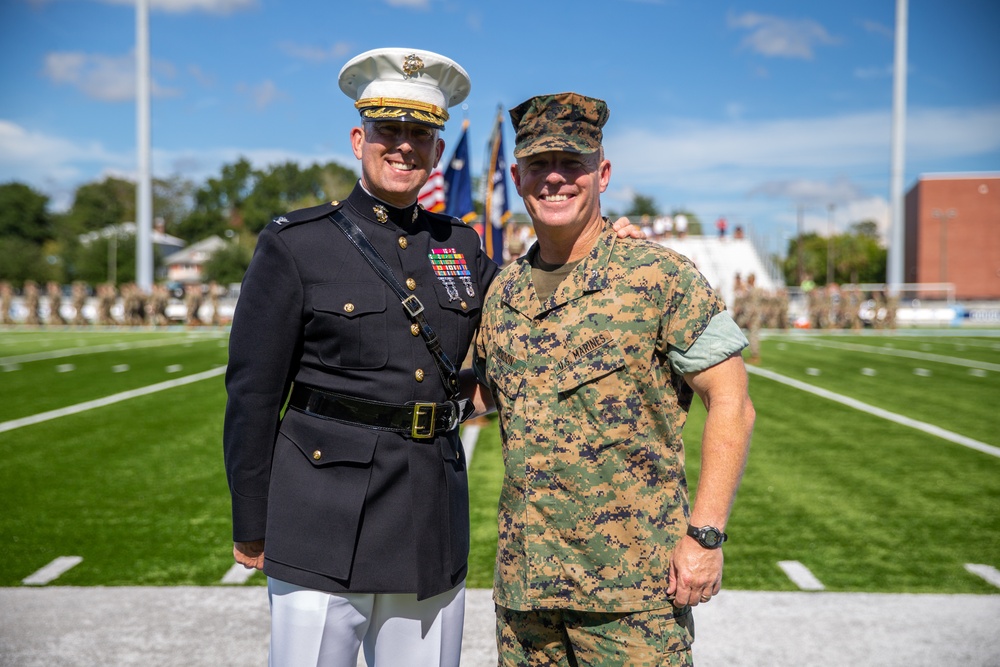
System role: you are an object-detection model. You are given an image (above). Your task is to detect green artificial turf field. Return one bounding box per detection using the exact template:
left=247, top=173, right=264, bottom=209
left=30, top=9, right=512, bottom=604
left=1, top=327, right=998, bottom=593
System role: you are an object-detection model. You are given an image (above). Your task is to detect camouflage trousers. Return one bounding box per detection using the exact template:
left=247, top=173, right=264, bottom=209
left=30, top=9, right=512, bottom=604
left=496, top=603, right=694, bottom=666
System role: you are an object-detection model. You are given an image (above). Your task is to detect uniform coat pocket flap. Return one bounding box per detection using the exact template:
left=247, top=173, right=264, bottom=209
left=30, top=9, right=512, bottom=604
left=311, top=282, right=386, bottom=318
left=279, top=408, right=378, bottom=465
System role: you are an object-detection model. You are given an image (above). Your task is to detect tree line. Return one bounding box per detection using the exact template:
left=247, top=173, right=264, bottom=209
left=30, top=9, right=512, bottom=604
left=0, top=158, right=358, bottom=286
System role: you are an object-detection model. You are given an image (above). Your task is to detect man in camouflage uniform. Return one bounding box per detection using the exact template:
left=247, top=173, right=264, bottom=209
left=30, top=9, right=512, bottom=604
left=46, top=281, right=67, bottom=326
left=71, top=281, right=89, bottom=326
left=474, top=93, right=756, bottom=666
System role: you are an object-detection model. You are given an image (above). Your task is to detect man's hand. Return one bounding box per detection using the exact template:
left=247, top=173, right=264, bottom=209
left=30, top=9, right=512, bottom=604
left=611, top=217, right=647, bottom=239
left=234, top=540, right=265, bottom=571
left=667, top=535, right=723, bottom=607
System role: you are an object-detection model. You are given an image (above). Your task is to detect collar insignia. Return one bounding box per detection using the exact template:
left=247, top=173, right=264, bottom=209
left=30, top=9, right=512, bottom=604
left=373, top=204, right=388, bottom=223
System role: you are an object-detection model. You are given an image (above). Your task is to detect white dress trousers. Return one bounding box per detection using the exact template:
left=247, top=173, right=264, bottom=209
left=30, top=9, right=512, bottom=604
left=267, top=577, right=466, bottom=667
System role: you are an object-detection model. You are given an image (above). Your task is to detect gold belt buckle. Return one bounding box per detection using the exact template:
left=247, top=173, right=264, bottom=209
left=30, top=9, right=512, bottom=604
left=411, top=402, right=436, bottom=438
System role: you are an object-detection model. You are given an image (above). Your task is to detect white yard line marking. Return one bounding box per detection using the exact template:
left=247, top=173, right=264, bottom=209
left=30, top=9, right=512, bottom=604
left=55, top=364, right=75, bottom=373
left=22, top=556, right=83, bottom=585
left=111, top=364, right=130, bottom=373
left=221, top=563, right=258, bottom=585
left=0, top=334, right=225, bottom=366
left=778, top=560, right=825, bottom=591
left=165, top=364, right=183, bottom=373
left=0, top=366, right=227, bottom=434
left=746, top=366, right=1000, bottom=459
left=785, top=337, right=1000, bottom=372
left=964, top=564, right=1000, bottom=589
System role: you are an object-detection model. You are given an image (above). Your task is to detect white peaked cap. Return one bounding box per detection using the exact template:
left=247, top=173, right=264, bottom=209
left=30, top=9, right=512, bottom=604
left=338, top=47, right=471, bottom=129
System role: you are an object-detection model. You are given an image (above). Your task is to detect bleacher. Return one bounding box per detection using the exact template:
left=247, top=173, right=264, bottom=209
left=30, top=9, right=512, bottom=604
left=654, top=235, right=780, bottom=306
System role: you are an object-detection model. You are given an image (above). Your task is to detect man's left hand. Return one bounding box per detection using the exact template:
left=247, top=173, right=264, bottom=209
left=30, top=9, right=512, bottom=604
left=612, top=217, right=646, bottom=239
left=666, top=535, right=723, bottom=607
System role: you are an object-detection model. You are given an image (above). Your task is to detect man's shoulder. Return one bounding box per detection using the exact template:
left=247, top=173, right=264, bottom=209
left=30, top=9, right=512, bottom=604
left=269, top=200, right=345, bottom=232
left=612, top=237, right=698, bottom=273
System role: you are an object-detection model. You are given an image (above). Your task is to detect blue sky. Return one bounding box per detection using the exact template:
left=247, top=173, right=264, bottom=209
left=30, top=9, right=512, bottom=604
left=1, top=0, right=998, bottom=255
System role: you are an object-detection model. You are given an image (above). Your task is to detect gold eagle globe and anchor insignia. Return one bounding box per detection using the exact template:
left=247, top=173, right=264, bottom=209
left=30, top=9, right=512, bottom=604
left=373, top=204, right=389, bottom=223
left=402, top=54, right=425, bottom=78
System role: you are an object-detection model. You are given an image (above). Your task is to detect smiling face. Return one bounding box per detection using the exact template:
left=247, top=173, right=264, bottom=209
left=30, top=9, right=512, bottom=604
left=351, top=121, right=445, bottom=207
left=511, top=149, right=611, bottom=235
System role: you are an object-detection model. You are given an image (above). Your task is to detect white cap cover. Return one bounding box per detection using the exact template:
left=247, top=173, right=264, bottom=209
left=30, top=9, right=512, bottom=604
left=338, top=47, right=471, bottom=128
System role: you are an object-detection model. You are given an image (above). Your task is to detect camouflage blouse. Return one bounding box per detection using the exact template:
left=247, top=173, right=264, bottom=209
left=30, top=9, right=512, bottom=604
left=474, top=225, right=724, bottom=612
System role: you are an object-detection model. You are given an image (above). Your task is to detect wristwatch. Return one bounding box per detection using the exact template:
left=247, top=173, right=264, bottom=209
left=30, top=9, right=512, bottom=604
left=687, top=524, right=728, bottom=549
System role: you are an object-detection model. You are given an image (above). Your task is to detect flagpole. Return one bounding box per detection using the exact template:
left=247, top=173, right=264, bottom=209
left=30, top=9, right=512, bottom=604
left=135, top=0, right=153, bottom=292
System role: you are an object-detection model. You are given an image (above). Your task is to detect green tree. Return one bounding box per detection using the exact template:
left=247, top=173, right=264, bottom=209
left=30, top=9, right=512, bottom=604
left=0, top=182, right=53, bottom=243
left=202, top=236, right=255, bottom=285
left=63, top=177, right=135, bottom=236
left=625, top=193, right=659, bottom=218
left=781, top=223, right=887, bottom=286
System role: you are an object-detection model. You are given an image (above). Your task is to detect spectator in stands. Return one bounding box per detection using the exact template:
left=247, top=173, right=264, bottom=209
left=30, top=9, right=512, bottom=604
left=674, top=213, right=688, bottom=238
left=716, top=216, right=728, bottom=239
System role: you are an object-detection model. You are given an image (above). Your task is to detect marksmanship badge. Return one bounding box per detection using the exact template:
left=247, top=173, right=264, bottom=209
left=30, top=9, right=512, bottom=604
left=428, top=248, right=475, bottom=301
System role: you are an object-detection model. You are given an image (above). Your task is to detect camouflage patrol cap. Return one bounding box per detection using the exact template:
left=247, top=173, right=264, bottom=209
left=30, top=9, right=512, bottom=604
left=508, top=92, right=609, bottom=158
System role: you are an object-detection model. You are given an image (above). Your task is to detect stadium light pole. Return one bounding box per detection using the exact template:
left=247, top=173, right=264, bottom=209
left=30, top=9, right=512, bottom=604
left=135, top=0, right=153, bottom=292
left=796, top=204, right=805, bottom=285
left=826, top=203, right=835, bottom=285
left=886, top=0, right=908, bottom=295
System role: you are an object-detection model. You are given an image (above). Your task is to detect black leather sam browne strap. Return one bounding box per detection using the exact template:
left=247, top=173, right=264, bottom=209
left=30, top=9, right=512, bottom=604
left=328, top=210, right=462, bottom=399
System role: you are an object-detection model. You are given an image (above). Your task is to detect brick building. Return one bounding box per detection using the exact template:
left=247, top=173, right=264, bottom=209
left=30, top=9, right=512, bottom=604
left=904, top=173, right=1000, bottom=300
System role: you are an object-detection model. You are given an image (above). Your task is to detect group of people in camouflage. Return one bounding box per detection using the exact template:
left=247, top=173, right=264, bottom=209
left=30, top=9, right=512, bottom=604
left=801, top=282, right=899, bottom=331
left=0, top=279, right=225, bottom=327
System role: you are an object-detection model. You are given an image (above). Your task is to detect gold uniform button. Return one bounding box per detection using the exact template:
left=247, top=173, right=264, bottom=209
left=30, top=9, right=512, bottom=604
left=406, top=278, right=417, bottom=290
left=410, top=323, right=420, bottom=336
left=414, top=369, right=425, bottom=382
left=460, top=301, right=468, bottom=310
left=330, top=200, right=339, bottom=206
left=344, top=303, right=355, bottom=313
left=312, top=450, right=322, bottom=460
left=398, top=237, right=408, bottom=249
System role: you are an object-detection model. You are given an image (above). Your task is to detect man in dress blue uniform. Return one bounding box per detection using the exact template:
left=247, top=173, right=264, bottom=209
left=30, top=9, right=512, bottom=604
left=223, top=48, right=495, bottom=666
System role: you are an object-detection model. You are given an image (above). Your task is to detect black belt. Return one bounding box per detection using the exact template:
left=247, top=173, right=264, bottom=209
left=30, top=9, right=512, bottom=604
left=288, top=384, right=468, bottom=439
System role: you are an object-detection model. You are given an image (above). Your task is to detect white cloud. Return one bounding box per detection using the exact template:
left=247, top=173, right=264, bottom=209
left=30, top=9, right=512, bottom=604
left=277, top=41, right=353, bottom=63
left=728, top=12, right=839, bottom=60
left=383, top=0, right=430, bottom=7
left=860, top=19, right=894, bottom=40
left=43, top=50, right=180, bottom=101
left=98, top=0, right=258, bottom=14
left=235, top=80, right=285, bottom=109
left=750, top=177, right=867, bottom=206
left=606, top=105, right=1000, bottom=186
left=854, top=64, right=893, bottom=80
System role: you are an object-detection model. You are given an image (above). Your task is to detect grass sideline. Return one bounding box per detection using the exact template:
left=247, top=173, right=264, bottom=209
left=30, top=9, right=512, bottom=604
left=1, top=328, right=998, bottom=593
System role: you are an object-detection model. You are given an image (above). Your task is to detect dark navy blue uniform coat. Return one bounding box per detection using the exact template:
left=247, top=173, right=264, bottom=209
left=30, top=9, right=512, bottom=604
left=224, top=182, right=499, bottom=599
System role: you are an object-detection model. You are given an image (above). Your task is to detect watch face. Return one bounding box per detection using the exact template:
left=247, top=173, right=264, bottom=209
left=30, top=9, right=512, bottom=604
left=702, top=529, right=721, bottom=546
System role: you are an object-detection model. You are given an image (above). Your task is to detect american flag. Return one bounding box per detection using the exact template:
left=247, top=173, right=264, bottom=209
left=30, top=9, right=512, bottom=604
left=418, top=168, right=445, bottom=212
